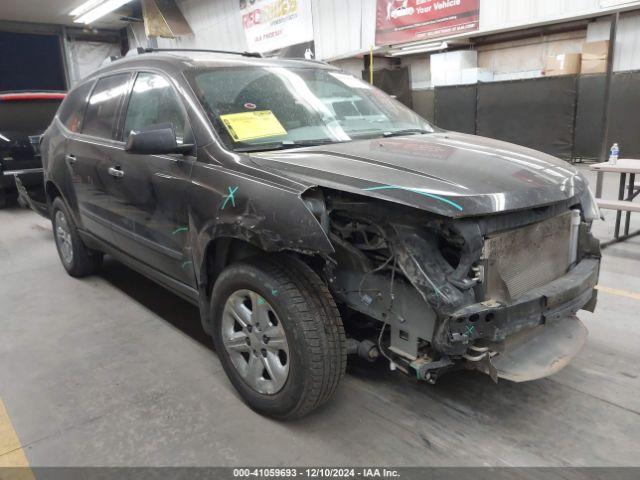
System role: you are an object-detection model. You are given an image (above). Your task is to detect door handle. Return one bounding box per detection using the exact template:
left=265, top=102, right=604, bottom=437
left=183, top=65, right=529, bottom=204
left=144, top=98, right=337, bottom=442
left=65, top=154, right=77, bottom=164
left=108, top=166, right=125, bottom=178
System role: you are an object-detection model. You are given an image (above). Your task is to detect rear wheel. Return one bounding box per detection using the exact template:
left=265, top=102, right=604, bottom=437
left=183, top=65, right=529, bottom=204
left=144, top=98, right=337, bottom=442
left=211, top=255, right=346, bottom=419
left=51, top=197, right=102, bottom=277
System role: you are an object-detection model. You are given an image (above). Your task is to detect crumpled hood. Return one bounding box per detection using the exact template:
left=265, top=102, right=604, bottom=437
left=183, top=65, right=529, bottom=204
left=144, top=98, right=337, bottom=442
left=248, top=131, right=586, bottom=218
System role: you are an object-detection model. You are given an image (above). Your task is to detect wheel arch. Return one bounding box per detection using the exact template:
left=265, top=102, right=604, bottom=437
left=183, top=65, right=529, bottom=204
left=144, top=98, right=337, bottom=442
left=45, top=180, right=62, bottom=205
left=196, top=234, right=329, bottom=334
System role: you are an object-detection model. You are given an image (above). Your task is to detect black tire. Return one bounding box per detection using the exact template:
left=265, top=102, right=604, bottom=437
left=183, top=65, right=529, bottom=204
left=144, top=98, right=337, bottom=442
left=211, top=254, right=346, bottom=419
left=51, top=197, right=102, bottom=277
left=0, top=188, right=6, bottom=209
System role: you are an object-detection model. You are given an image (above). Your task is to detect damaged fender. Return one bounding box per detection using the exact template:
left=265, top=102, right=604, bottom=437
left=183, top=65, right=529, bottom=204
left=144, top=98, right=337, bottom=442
left=187, top=147, right=334, bottom=330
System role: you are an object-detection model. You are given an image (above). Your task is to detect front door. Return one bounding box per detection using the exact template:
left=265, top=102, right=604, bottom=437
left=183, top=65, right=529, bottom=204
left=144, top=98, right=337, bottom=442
left=108, top=72, right=196, bottom=287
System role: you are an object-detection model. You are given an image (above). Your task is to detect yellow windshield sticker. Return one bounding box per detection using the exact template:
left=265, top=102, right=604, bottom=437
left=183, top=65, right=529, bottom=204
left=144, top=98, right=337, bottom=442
left=220, top=110, right=287, bottom=142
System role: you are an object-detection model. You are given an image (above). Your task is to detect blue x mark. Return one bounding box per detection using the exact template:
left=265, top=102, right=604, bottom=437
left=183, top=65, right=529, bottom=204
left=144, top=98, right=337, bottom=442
left=221, top=186, right=239, bottom=210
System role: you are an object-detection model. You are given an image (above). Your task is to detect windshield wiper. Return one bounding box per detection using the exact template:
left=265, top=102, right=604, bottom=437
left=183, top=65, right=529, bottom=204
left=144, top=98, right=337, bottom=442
left=382, top=128, right=431, bottom=138
left=235, top=139, right=343, bottom=153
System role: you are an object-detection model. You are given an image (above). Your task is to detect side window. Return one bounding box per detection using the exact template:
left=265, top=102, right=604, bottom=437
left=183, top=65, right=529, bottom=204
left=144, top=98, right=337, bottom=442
left=82, top=74, right=130, bottom=139
left=58, top=81, right=93, bottom=133
left=123, top=73, right=190, bottom=144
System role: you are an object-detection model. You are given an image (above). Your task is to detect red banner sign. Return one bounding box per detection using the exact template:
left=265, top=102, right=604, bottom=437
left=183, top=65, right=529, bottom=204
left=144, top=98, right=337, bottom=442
left=376, top=0, right=480, bottom=45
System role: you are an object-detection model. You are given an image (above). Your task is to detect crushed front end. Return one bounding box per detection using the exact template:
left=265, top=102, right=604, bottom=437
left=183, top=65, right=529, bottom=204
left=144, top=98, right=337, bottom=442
left=323, top=190, right=601, bottom=384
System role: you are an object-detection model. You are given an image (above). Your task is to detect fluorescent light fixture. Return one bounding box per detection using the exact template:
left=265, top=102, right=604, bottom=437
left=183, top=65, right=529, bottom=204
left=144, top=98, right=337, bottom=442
left=0, top=133, right=10, bottom=142
left=74, top=0, right=133, bottom=24
left=69, top=0, right=103, bottom=17
left=389, top=41, right=448, bottom=56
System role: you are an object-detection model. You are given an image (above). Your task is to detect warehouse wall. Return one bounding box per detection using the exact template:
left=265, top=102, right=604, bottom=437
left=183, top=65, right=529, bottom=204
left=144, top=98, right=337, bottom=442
left=312, top=0, right=640, bottom=60
left=330, top=57, right=365, bottom=77
left=151, top=0, right=640, bottom=62
left=402, top=55, right=431, bottom=89
left=587, top=12, right=640, bottom=71
left=311, top=0, right=376, bottom=60
left=156, top=0, right=247, bottom=51
left=478, top=0, right=640, bottom=36
left=477, top=31, right=587, bottom=81
left=156, top=0, right=378, bottom=59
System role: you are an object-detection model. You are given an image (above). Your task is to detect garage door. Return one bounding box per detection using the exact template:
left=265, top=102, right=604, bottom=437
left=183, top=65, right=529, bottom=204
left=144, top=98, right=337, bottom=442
left=0, top=31, right=66, bottom=91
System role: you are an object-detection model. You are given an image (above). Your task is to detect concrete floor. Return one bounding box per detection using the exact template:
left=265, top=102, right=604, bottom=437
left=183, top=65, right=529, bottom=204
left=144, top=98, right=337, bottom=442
left=0, top=164, right=639, bottom=467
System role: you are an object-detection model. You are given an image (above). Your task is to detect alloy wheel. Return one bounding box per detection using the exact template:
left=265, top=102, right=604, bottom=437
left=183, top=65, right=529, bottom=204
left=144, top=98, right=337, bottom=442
left=55, top=210, right=74, bottom=266
left=221, top=289, right=290, bottom=395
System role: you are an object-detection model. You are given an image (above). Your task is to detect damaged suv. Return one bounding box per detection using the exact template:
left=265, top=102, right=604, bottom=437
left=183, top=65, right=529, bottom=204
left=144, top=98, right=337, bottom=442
left=41, top=49, right=601, bottom=419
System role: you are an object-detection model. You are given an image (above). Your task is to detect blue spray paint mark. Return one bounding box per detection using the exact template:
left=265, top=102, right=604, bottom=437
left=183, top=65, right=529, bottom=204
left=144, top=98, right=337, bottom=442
left=271, top=289, right=279, bottom=296
left=172, top=226, right=188, bottom=235
left=465, top=325, right=475, bottom=336
left=220, top=186, right=239, bottom=210
left=363, top=185, right=463, bottom=212
left=257, top=297, right=266, bottom=305
left=182, top=260, right=193, bottom=269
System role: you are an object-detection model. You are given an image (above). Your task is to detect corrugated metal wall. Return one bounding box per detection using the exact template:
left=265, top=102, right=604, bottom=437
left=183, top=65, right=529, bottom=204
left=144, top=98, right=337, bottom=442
left=478, top=0, right=604, bottom=33
left=588, top=16, right=637, bottom=70
left=311, top=0, right=376, bottom=60
left=156, top=0, right=377, bottom=58
left=156, top=0, right=247, bottom=51
left=586, top=14, right=640, bottom=71
left=616, top=13, right=640, bottom=70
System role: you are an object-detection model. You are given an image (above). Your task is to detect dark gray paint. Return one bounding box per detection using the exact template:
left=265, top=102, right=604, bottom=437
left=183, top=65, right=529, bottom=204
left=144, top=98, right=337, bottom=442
left=40, top=51, right=599, bottom=387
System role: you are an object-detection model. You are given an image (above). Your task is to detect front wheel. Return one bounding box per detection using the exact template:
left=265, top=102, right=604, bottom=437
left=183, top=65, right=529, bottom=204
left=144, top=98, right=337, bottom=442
left=211, top=255, right=346, bottom=419
left=51, top=197, right=102, bottom=277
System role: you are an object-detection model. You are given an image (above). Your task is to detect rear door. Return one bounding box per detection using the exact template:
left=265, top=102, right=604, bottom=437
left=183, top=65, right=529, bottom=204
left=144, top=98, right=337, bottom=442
left=65, top=73, right=133, bottom=243
left=108, top=71, right=196, bottom=286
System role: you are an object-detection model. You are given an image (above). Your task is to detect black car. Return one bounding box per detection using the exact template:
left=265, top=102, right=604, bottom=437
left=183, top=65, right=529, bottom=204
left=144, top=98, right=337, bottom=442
left=0, top=91, right=65, bottom=209
left=41, top=49, right=601, bottom=419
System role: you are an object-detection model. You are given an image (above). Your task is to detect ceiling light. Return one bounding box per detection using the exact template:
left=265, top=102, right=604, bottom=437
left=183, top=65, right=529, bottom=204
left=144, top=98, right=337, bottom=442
left=74, top=0, right=133, bottom=24
left=69, top=0, right=103, bottom=17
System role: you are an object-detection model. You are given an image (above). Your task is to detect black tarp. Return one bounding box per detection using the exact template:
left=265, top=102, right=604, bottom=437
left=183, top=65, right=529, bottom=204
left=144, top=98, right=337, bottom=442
left=364, top=67, right=413, bottom=109
left=574, top=74, right=607, bottom=160
left=412, top=89, right=435, bottom=123
left=434, top=84, right=477, bottom=134
left=476, top=75, right=578, bottom=159
left=608, top=71, right=640, bottom=159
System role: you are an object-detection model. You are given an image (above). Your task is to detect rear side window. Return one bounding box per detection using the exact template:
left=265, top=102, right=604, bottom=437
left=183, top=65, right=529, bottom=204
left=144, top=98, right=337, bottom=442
left=82, top=74, right=130, bottom=139
left=58, top=81, right=93, bottom=133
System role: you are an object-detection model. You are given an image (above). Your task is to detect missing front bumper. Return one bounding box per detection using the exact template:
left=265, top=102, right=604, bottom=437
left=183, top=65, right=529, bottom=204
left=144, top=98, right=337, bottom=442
left=479, top=315, right=588, bottom=382
left=437, top=257, right=599, bottom=356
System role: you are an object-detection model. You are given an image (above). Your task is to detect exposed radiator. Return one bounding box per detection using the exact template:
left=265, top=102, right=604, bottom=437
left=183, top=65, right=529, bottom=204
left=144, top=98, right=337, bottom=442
left=483, top=211, right=573, bottom=302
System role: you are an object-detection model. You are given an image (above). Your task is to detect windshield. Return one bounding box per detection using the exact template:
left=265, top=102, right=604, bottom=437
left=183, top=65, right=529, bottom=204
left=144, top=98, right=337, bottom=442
left=186, top=66, right=434, bottom=151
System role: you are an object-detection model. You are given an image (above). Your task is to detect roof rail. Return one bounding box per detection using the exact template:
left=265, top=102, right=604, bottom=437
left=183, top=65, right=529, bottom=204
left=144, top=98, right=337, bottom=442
left=136, top=47, right=263, bottom=58
left=291, top=57, right=331, bottom=66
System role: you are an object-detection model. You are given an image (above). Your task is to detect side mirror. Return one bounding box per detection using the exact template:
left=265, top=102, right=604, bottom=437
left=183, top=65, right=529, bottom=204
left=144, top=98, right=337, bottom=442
left=125, top=123, right=193, bottom=155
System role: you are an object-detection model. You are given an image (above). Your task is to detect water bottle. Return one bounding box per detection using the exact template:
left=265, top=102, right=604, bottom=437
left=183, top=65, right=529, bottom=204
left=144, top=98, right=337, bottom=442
left=609, top=143, right=619, bottom=165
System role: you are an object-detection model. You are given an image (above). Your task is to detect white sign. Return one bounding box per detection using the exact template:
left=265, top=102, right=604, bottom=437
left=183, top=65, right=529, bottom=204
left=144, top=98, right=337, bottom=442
left=240, top=0, right=314, bottom=53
